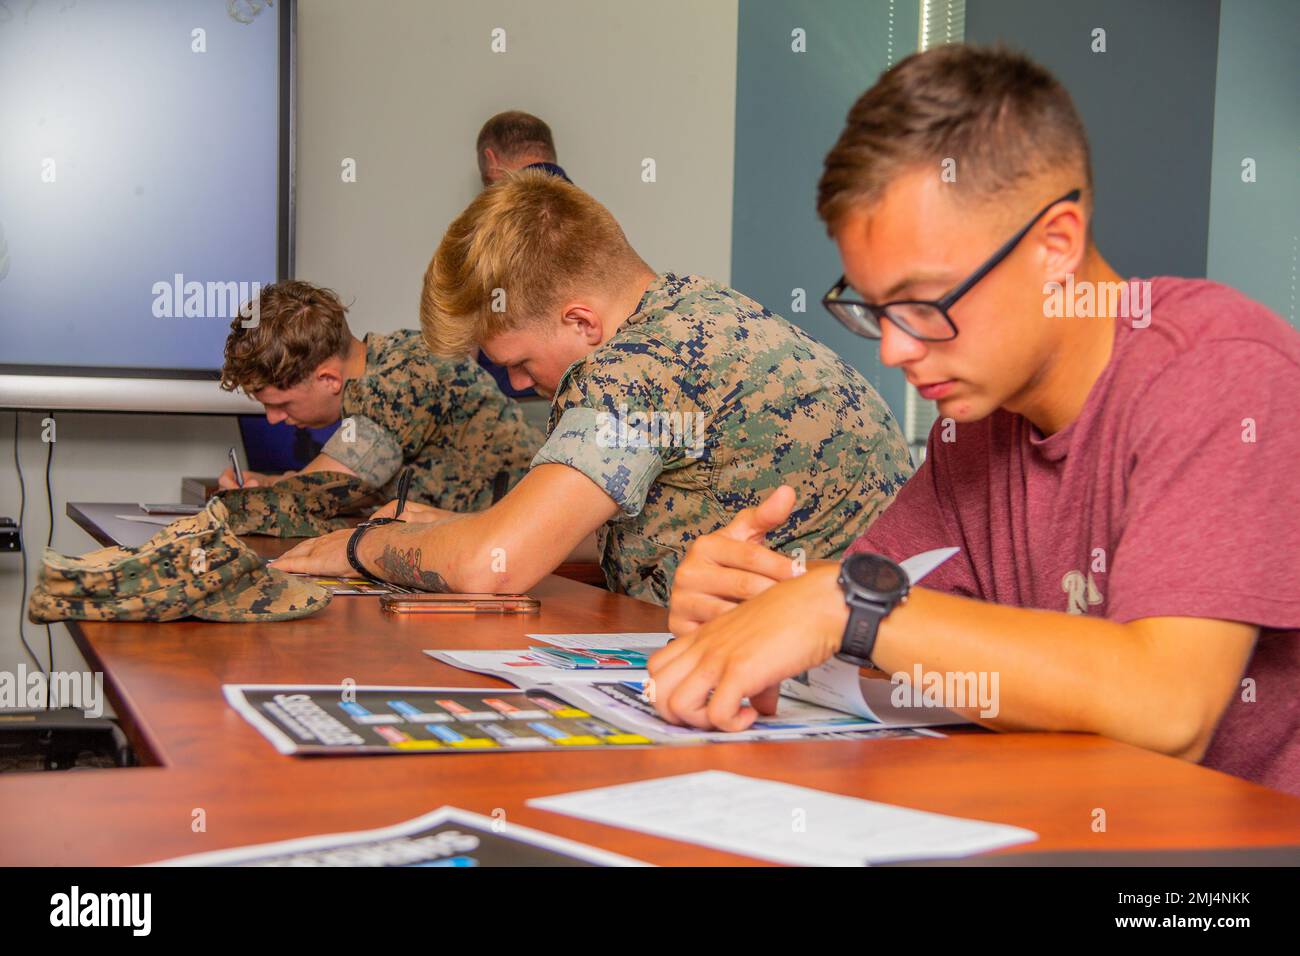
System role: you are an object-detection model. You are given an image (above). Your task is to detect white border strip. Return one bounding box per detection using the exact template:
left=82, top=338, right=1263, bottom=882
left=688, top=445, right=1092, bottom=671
left=0, top=374, right=261, bottom=414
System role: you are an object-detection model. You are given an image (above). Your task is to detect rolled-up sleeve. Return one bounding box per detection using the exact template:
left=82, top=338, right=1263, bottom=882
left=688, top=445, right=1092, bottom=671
left=321, top=414, right=404, bottom=489
left=531, top=406, right=664, bottom=517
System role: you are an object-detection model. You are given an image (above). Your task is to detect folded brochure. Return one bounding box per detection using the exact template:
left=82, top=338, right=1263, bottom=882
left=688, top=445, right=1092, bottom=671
left=227, top=548, right=965, bottom=754
left=225, top=681, right=939, bottom=754
left=429, top=546, right=968, bottom=737
left=151, top=805, right=644, bottom=867
left=224, top=684, right=657, bottom=754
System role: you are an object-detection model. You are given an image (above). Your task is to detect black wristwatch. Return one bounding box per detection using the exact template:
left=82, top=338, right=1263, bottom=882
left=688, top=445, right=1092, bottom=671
left=347, top=517, right=402, bottom=581
left=836, top=552, right=909, bottom=668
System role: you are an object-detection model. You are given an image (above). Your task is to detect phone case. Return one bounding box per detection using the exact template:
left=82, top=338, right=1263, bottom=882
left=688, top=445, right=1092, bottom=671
left=379, top=593, right=540, bottom=614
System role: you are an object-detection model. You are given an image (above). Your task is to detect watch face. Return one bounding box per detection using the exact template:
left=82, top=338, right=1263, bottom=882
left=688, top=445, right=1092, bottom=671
left=848, top=554, right=906, bottom=596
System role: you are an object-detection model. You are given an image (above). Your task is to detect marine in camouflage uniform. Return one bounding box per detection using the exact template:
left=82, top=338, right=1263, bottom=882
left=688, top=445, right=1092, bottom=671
left=532, top=272, right=913, bottom=604
left=221, top=330, right=544, bottom=537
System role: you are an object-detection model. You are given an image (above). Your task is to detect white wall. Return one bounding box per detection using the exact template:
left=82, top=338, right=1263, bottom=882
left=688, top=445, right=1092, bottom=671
left=294, top=0, right=738, bottom=332
left=0, top=0, right=740, bottom=681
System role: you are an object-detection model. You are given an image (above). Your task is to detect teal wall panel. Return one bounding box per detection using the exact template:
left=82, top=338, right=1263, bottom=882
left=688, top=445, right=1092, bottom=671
left=1207, top=0, right=1299, bottom=327
left=731, top=0, right=918, bottom=421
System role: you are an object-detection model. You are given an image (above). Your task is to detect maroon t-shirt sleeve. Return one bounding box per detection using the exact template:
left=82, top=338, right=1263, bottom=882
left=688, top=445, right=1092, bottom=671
left=1108, top=340, right=1300, bottom=628
left=847, top=429, right=980, bottom=597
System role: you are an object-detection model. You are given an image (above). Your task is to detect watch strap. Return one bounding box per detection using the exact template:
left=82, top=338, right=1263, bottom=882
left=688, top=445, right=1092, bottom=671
left=838, top=600, right=886, bottom=667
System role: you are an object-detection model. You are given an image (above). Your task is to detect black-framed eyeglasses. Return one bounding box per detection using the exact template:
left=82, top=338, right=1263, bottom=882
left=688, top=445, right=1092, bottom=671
left=822, top=188, right=1082, bottom=342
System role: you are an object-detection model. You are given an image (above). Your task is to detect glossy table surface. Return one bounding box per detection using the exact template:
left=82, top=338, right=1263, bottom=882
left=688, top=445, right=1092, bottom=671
left=3, top=508, right=1298, bottom=866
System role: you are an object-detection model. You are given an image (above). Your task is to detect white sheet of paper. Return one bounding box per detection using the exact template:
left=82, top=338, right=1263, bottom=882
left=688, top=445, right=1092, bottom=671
left=898, top=546, right=960, bottom=585
left=780, top=659, right=967, bottom=726
left=529, top=770, right=1036, bottom=866
left=527, top=632, right=673, bottom=651
left=114, top=514, right=176, bottom=526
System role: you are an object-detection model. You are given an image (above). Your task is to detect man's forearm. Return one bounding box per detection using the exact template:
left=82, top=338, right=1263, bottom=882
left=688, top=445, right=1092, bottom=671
left=298, top=452, right=357, bottom=479
left=798, top=565, right=1247, bottom=759
left=369, top=523, right=454, bottom=592
left=355, top=516, right=472, bottom=591
left=346, top=465, right=621, bottom=594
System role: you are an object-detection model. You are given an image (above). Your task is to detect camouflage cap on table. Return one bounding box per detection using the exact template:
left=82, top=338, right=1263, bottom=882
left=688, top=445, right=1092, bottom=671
left=27, top=499, right=330, bottom=623
left=216, top=471, right=386, bottom=538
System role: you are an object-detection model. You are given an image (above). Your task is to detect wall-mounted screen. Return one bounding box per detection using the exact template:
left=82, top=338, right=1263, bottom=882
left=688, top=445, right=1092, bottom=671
left=0, top=0, right=292, bottom=388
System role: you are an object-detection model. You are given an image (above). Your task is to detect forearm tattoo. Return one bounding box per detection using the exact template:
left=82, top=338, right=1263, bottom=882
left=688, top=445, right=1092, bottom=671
left=373, top=526, right=452, bottom=592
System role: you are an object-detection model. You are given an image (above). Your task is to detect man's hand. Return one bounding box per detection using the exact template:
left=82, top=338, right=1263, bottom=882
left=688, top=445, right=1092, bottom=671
left=368, top=500, right=458, bottom=523
left=667, top=484, right=801, bottom=638
left=271, top=528, right=354, bottom=576
left=217, top=467, right=286, bottom=489
left=649, top=564, right=847, bottom=731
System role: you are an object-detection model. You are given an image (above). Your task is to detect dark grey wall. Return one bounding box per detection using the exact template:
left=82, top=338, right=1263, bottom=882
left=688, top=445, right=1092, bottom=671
left=965, top=0, right=1222, bottom=279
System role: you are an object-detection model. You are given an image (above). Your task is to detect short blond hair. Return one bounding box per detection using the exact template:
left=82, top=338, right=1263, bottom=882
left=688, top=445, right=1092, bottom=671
left=421, top=170, right=646, bottom=357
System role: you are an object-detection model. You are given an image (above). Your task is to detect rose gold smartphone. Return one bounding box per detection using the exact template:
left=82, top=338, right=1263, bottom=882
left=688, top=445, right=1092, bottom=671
left=379, top=593, right=540, bottom=614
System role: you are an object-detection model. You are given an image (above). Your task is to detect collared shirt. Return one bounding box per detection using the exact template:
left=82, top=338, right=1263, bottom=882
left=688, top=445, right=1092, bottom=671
left=522, top=161, right=572, bottom=183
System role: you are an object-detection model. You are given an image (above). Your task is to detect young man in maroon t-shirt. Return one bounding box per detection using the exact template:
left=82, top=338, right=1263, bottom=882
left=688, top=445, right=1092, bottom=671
left=648, top=45, right=1300, bottom=794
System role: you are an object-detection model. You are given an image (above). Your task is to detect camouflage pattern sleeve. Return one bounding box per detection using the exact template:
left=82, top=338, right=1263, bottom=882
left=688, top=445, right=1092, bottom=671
left=530, top=406, right=664, bottom=516
left=535, top=273, right=915, bottom=605
left=425, top=380, right=544, bottom=511
left=321, top=414, right=403, bottom=488
left=330, top=332, right=543, bottom=510
left=330, top=334, right=442, bottom=489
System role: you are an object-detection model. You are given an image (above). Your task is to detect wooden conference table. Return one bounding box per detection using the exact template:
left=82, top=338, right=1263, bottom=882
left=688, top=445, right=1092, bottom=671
left=2, top=503, right=1299, bottom=866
